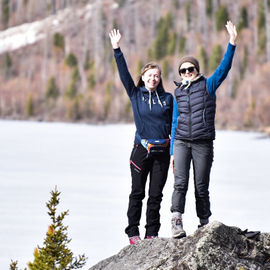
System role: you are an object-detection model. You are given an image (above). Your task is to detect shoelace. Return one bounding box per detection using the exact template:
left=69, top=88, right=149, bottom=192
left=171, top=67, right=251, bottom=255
left=130, top=236, right=140, bottom=242
left=172, top=217, right=182, bottom=227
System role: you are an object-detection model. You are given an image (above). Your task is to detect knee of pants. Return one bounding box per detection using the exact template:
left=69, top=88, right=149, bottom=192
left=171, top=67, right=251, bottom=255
left=130, top=190, right=145, bottom=201
left=195, top=183, right=209, bottom=197
left=148, top=194, right=163, bottom=204
left=174, top=183, right=188, bottom=194
left=195, top=189, right=209, bottom=198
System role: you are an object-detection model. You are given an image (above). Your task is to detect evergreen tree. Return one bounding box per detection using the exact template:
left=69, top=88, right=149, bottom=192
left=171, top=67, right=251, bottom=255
left=2, top=52, right=12, bottom=80
left=206, top=0, right=213, bottom=17
left=115, top=0, right=126, bottom=7
left=237, top=6, right=248, bottom=32
left=65, top=53, right=78, bottom=68
left=136, top=59, right=143, bottom=77
left=172, top=0, right=180, bottom=9
left=197, top=46, right=208, bottom=74
left=84, top=50, right=90, bottom=71
left=153, top=13, right=173, bottom=60
left=215, top=5, right=229, bottom=31
left=147, top=47, right=153, bottom=61
left=9, top=260, right=26, bottom=270
left=65, top=80, right=77, bottom=99
left=46, top=77, right=60, bottom=100
left=53, top=33, right=65, bottom=50
left=209, top=44, right=223, bottom=72
left=72, top=67, right=80, bottom=82
left=231, top=78, right=239, bottom=99
left=28, top=187, right=87, bottom=269
left=26, top=93, right=34, bottom=117
left=88, top=60, right=96, bottom=90
left=240, top=45, right=248, bottom=78
left=178, top=36, right=186, bottom=56
left=185, top=1, right=191, bottom=29
left=257, top=0, right=266, bottom=54
left=104, top=81, right=112, bottom=118
left=112, top=18, right=119, bottom=30
left=1, top=0, right=9, bottom=27
left=168, top=32, right=177, bottom=56
left=162, top=59, right=169, bottom=80
left=65, top=57, right=80, bottom=99
left=88, top=74, right=96, bottom=90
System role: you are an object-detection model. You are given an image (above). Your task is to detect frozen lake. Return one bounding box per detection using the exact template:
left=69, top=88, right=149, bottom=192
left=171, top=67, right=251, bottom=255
left=0, top=120, right=269, bottom=269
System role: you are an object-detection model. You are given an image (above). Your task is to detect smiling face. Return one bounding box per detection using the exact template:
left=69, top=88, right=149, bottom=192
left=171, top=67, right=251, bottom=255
left=179, top=62, right=198, bottom=81
left=142, top=68, right=161, bottom=91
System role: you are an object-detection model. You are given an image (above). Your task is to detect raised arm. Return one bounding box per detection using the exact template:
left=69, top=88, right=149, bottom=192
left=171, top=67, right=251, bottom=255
left=109, top=29, right=136, bottom=97
left=225, top=20, right=237, bottom=46
left=206, top=21, right=237, bottom=96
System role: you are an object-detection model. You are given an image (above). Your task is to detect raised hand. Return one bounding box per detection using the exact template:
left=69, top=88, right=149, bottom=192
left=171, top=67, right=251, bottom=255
left=225, top=21, right=237, bottom=45
left=109, top=29, right=122, bottom=49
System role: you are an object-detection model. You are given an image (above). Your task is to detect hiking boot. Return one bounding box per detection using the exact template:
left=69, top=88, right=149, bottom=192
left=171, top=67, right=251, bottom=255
left=145, top=236, right=158, bottom=239
left=198, top=218, right=209, bottom=228
left=198, top=223, right=207, bottom=228
left=171, top=216, right=186, bottom=238
left=129, top=235, right=141, bottom=245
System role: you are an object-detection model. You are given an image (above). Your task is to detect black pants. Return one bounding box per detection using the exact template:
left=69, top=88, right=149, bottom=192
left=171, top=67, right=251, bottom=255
left=171, top=139, right=213, bottom=219
left=125, top=144, right=170, bottom=238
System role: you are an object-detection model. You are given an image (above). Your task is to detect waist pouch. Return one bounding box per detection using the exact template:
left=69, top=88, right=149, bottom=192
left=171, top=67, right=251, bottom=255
left=141, top=139, right=170, bottom=155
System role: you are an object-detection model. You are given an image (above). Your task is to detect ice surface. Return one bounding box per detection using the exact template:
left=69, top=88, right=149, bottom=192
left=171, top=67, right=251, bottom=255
left=0, top=120, right=269, bottom=269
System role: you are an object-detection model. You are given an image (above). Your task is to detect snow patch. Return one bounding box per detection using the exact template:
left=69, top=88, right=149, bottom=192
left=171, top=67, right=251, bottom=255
left=0, top=4, right=94, bottom=55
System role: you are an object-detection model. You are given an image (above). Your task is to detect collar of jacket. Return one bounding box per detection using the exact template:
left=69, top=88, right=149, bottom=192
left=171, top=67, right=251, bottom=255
left=174, top=74, right=204, bottom=88
left=140, top=85, right=165, bottom=94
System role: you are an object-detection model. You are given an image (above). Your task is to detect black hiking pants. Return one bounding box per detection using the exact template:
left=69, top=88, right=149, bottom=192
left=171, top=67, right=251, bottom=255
left=125, top=144, right=170, bottom=238
left=171, top=139, right=213, bottom=219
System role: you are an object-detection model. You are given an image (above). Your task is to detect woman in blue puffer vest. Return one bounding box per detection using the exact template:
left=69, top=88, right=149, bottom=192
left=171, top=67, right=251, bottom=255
left=109, top=29, right=174, bottom=244
left=170, top=21, right=238, bottom=238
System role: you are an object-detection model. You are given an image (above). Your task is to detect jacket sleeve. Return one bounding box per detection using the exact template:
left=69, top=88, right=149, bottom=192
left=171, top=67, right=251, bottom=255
left=113, top=47, right=136, bottom=98
left=206, top=43, right=236, bottom=97
left=170, top=97, right=179, bottom=155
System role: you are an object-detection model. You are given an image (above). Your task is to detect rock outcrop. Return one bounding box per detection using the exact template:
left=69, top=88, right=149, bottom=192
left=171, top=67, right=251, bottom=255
left=89, top=221, right=270, bottom=270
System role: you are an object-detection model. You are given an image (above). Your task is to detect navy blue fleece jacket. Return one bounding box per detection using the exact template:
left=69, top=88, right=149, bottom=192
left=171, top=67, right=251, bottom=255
left=113, top=48, right=174, bottom=145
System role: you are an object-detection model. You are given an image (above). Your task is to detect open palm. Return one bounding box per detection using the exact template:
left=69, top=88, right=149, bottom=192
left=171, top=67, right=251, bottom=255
left=109, top=29, right=122, bottom=49
left=225, top=21, right=237, bottom=45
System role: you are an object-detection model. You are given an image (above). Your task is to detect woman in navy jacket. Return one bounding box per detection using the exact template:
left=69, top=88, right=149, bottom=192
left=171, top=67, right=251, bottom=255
left=170, top=21, right=237, bottom=238
left=109, top=29, right=174, bottom=244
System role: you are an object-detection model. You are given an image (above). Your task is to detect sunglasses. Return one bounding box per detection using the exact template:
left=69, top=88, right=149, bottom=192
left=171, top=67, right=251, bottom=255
left=179, top=66, right=196, bottom=74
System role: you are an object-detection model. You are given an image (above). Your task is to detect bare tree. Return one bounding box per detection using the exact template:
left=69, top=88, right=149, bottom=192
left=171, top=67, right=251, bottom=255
left=212, top=0, right=219, bottom=33
left=93, top=1, right=105, bottom=81
left=197, top=0, right=208, bottom=46
left=42, top=20, right=50, bottom=92
left=251, top=0, right=258, bottom=55
left=150, top=0, right=160, bottom=40
left=264, top=0, right=270, bottom=61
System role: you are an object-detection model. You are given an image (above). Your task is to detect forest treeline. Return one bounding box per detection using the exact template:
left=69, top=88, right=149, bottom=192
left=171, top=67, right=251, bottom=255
left=0, top=0, right=270, bottom=132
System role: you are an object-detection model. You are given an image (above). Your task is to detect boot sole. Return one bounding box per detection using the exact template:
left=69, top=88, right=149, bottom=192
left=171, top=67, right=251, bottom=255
left=172, top=232, right=186, bottom=239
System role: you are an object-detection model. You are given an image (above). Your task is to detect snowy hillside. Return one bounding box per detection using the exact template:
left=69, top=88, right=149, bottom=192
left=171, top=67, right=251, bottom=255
left=0, top=4, right=94, bottom=54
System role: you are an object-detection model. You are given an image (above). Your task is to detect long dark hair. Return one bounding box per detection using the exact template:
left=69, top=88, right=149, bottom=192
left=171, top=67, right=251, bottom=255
left=136, top=62, right=164, bottom=90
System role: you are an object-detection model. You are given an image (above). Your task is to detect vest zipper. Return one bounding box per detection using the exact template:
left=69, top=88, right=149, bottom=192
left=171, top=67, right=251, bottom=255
left=187, top=89, right=192, bottom=139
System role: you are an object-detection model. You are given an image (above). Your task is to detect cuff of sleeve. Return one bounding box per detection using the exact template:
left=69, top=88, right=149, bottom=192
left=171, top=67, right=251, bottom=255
left=228, top=42, right=236, bottom=49
left=113, top=47, right=122, bottom=55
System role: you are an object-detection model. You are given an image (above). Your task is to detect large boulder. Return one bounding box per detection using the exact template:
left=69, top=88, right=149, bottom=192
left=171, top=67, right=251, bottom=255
left=89, top=221, right=270, bottom=270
